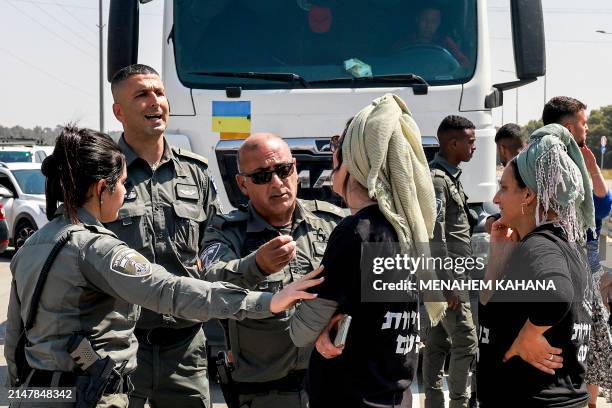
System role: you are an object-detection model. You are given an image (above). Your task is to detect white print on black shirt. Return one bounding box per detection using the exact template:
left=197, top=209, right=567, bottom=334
left=381, top=310, right=420, bottom=355
left=571, top=323, right=591, bottom=362
left=476, top=325, right=490, bottom=362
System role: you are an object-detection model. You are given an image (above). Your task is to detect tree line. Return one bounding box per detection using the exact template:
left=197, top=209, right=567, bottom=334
left=0, top=124, right=122, bottom=146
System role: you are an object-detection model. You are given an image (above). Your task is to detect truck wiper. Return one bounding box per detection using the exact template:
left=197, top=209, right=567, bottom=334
left=311, top=74, right=429, bottom=94
left=188, top=71, right=309, bottom=88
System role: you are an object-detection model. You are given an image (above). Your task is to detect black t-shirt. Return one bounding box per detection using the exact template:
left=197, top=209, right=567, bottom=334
left=477, top=224, right=591, bottom=408
left=305, top=205, right=419, bottom=408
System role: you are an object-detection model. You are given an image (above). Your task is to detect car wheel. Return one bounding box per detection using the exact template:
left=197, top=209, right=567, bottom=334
left=15, top=220, right=37, bottom=250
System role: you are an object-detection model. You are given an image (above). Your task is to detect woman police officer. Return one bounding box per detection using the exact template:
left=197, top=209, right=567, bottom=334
left=5, top=125, right=322, bottom=407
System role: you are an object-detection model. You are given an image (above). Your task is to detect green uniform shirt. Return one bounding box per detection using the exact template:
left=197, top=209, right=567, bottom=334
left=5, top=208, right=273, bottom=386
left=104, top=136, right=218, bottom=329
left=430, top=153, right=475, bottom=299
left=202, top=199, right=344, bottom=382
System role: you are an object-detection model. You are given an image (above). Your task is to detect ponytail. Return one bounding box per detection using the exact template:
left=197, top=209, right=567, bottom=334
left=42, top=125, right=125, bottom=223
left=40, top=154, right=61, bottom=221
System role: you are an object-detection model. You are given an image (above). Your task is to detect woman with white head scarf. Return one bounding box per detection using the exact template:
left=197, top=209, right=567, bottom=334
left=290, top=94, right=443, bottom=407
left=477, top=124, right=593, bottom=407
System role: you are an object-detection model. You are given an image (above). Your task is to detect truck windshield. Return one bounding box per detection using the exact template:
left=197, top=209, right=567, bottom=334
left=173, top=0, right=477, bottom=89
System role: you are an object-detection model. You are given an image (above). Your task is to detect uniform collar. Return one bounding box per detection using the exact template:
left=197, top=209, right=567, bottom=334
left=76, top=207, right=104, bottom=227
left=118, top=134, right=175, bottom=169
left=432, top=153, right=462, bottom=179
left=246, top=199, right=307, bottom=233
left=52, top=205, right=103, bottom=227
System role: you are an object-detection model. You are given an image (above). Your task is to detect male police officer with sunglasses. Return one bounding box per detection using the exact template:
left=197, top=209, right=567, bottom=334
left=202, top=133, right=344, bottom=408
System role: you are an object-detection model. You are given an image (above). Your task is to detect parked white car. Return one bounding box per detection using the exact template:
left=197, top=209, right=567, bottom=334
left=0, top=145, right=54, bottom=163
left=0, top=162, right=47, bottom=249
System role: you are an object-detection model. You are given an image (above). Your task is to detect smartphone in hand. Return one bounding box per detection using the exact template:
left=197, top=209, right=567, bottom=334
left=333, top=315, right=352, bottom=348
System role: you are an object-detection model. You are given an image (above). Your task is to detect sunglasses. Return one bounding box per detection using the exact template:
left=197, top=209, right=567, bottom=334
left=330, top=135, right=340, bottom=153
left=239, top=161, right=295, bottom=185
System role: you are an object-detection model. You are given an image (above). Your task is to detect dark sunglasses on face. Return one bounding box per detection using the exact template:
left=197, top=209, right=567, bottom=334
left=239, top=161, right=295, bottom=185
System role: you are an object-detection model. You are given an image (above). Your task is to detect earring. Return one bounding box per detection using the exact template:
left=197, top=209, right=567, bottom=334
left=521, top=203, right=526, bottom=215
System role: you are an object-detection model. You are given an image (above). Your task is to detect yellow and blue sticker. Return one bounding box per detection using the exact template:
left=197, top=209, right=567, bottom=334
left=212, top=101, right=251, bottom=139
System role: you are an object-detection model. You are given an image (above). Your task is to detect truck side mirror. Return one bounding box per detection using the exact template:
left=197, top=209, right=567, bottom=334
left=0, top=186, right=14, bottom=198
left=107, top=0, right=140, bottom=82
left=487, top=0, right=545, bottom=108
left=511, top=0, right=546, bottom=79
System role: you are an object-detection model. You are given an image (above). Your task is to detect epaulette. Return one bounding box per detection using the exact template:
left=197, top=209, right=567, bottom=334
left=210, top=207, right=249, bottom=229
left=431, top=168, right=448, bottom=179
left=306, top=199, right=346, bottom=218
left=172, top=147, right=209, bottom=167
left=82, top=223, right=117, bottom=237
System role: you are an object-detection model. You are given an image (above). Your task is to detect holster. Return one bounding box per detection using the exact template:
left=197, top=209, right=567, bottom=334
left=73, top=356, right=120, bottom=408
left=14, top=330, right=31, bottom=387
left=216, top=351, right=240, bottom=408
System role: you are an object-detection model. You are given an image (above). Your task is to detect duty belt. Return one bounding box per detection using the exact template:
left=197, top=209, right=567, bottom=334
left=134, top=323, right=201, bottom=347
left=27, top=369, right=132, bottom=394
left=234, top=370, right=306, bottom=395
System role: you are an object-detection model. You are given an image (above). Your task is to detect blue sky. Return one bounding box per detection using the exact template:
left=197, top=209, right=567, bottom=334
left=1, top=0, right=612, bottom=131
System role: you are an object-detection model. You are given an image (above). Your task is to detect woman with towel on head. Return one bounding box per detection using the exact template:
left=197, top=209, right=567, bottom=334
left=290, top=94, right=445, bottom=407
left=477, top=123, right=593, bottom=407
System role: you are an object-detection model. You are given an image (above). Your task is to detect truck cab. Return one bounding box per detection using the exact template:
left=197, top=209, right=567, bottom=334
left=108, top=0, right=544, bottom=224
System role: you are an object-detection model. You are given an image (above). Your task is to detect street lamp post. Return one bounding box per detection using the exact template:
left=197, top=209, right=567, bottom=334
left=98, top=0, right=105, bottom=133
left=544, top=73, right=547, bottom=105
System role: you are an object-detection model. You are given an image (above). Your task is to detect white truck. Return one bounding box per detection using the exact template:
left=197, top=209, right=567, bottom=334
left=107, top=0, right=545, bottom=253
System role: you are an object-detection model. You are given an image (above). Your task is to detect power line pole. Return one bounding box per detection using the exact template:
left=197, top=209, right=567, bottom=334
left=98, top=0, right=104, bottom=133
left=543, top=73, right=547, bottom=105
left=515, top=88, right=519, bottom=124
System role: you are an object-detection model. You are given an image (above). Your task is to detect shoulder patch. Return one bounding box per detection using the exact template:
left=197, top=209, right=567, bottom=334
left=172, top=147, right=209, bottom=167
left=312, top=200, right=346, bottom=218
left=199, top=242, right=221, bottom=270
left=436, top=198, right=443, bottom=219
left=110, top=248, right=152, bottom=276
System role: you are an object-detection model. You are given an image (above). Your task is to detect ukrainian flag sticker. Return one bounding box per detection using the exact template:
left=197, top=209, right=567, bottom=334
left=212, top=101, right=251, bottom=138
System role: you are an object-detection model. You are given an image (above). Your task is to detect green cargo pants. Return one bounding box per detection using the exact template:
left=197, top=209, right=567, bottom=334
left=423, top=302, right=477, bottom=408
left=128, top=329, right=210, bottom=408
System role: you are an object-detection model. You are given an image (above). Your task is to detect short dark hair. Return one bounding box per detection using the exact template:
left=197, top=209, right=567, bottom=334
left=42, top=125, right=125, bottom=223
left=495, top=123, right=525, bottom=150
left=542, top=96, right=587, bottom=125
left=111, top=64, right=159, bottom=98
left=437, top=115, right=475, bottom=137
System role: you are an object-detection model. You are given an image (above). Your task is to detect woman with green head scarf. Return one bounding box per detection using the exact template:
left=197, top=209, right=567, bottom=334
left=477, top=123, right=593, bottom=407
left=290, top=94, right=440, bottom=407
